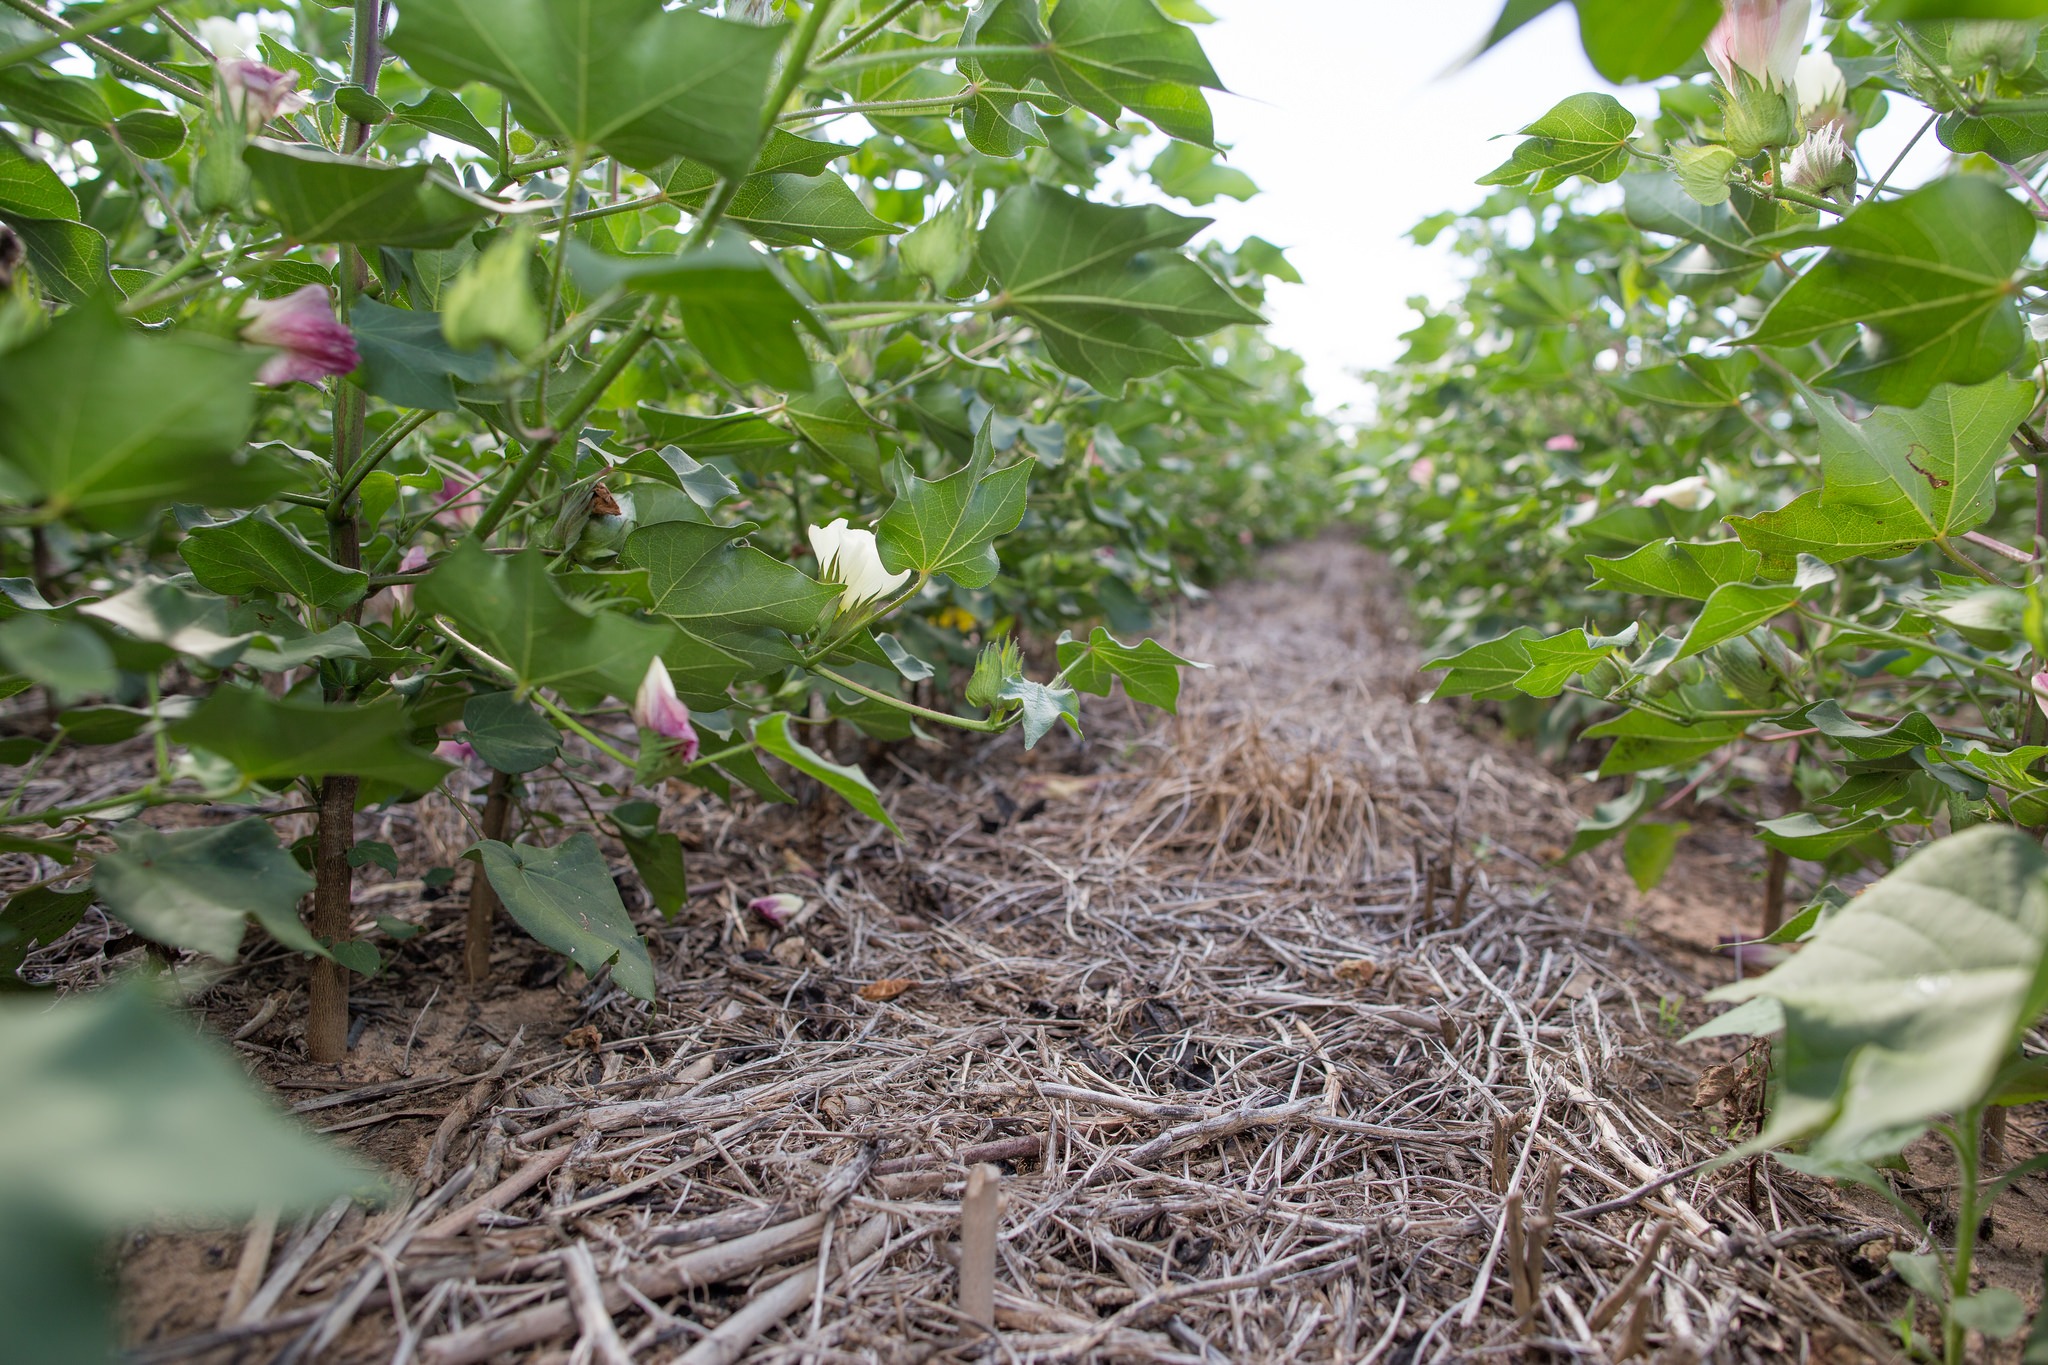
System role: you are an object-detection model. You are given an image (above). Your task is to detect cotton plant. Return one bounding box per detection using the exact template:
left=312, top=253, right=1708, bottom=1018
left=1430, top=2, right=2048, bottom=1357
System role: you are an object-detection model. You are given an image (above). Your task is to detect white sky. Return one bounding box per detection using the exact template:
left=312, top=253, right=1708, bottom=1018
left=1169, top=0, right=1947, bottom=416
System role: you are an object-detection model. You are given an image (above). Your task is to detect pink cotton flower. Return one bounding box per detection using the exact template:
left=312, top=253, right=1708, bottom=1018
left=1545, top=434, right=1581, bottom=453
left=435, top=738, right=475, bottom=764
left=391, top=546, right=430, bottom=615
left=633, top=657, right=700, bottom=761
left=220, top=60, right=309, bottom=130
left=434, top=478, right=481, bottom=530
left=240, top=285, right=359, bottom=387
left=750, top=894, right=803, bottom=927
left=2031, top=671, right=2048, bottom=722
left=1706, top=0, right=1810, bottom=92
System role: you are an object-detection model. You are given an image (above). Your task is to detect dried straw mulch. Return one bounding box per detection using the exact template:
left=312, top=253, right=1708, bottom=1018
left=70, top=539, right=1921, bottom=1363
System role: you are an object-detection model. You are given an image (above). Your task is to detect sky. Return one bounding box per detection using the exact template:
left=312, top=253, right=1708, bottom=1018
left=1169, top=0, right=1946, bottom=416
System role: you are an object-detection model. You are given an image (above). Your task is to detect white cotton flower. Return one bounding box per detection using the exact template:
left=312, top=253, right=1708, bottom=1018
left=195, top=15, right=263, bottom=63
left=1794, top=51, right=1846, bottom=122
left=1635, top=476, right=1716, bottom=512
left=807, top=518, right=910, bottom=615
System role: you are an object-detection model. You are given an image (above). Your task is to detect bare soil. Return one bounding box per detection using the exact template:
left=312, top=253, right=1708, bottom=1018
left=18, top=537, right=2038, bottom=1363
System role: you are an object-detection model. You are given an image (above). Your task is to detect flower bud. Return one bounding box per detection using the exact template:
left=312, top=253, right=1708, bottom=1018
left=572, top=485, right=634, bottom=563
left=749, top=894, right=803, bottom=927
left=435, top=738, right=476, bottom=764
left=965, top=636, right=1023, bottom=711
left=239, top=285, right=360, bottom=386
left=1784, top=124, right=1853, bottom=198
left=1706, top=0, right=1810, bottom=94
left=633, top=657, right=701, bottom=761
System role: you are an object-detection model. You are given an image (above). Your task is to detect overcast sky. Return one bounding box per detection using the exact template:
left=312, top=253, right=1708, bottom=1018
left=1172, top=1, right=1945, bottom=415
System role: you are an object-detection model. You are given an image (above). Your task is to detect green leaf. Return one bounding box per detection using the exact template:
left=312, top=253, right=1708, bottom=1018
left=875, top=417, right=1033, bottom=586
left=665, top=162, right=893, bottom=252
left=1754, top=811, right=1888, bottom=860
left=1671, top=143, right=1739, bottom=206
left=168, top=688, right=451, bottom=791
left=568, top=237, right=825, bottom=392
left=462, top=692, right=560, bottom=773
left=1748, top=179, right=2034, bottom=406
left=1056, top=626, right=1201, bottom=712
left=392, top=89, right=502, bottom=160
left=1805, top=377, right=2035, bottom=549
left=1712, top=824, right=2048, bottom=1159
left=637, top=405, right=795, bottom=457
left=1001, top=675, right=1082, bottom=750
left=10, top=216, right=112, bottom=304
left=1727, top=490, right=1935, bottom=577
left=0, top=980, right=381, bottom=1223
left=1622, top=171, right=1800, bottom=296
left=78, top=579, right=258, bottom=670
left=92, top=820, right=322, bottom=962
left=349, top=299, right=499, bottom=412
left=1870, top=0, right=2048, bottom=16
left=1425, top=627, right=1541, bottom=701
left=752, top=710, right=897, bottom=833
left=178, top=511, right=370, bottom=610
left=1890, top=1250, right=1948, bottom=1301
left=470, top=834, right=654, bottom=997
left=1623, top=820, right=1688, bottom=892
left=1562, top=781, right=1657, bottom=860
left=1675, top=582, right=1803, bottom=660
left=622, top=520, right=839, bottom=634
left=0, top=885, right=94, bottom=979
left=1605, top=353, right=1758, bottom=410
left=1477, top=93, right=1637, bottom=192
left=113, top=109, right=186, bottom=160
left=0, top=130, right=78, bottom=220
left=1513, top=623, right=1639, bottom=697
left=388, top=0, right=783, bottom=175
left=348, top=841, right=400, bottom=875
left=245, top=140, right=498, bottom=249
left=786, top=365, right=886, bottom=488
left=970, top=0, right=1223, bottom=146
left=1587, top=539, right=1761, bottom=600
left=1582, top=708, right=1748, bottom=777
left=1148, top=141, right=1258, bottom=205
left=1955, top=1288, right=2029, bottom=1340
left=978, top=184, right=1263, bottom=394
left=0, top=65, right=113, bottom=131
left=0, top=303, right=289, bottom=534
left=0, top=615, right=115, bottom=705
left=612, top=799, right=686, bottom=917
left=1474, top=0, right=1722, bottom=83
left=416, top=541, right=672, bottom=707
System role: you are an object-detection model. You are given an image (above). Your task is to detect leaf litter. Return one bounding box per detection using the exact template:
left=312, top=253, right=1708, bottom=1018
left=7, top=539, right=1950, bottom=1362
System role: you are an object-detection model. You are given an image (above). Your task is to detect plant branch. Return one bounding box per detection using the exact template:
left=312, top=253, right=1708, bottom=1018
left=814, top=0, right=919, bottom=65
left=0, top=0, right=156, bottom=69
left=810, top=664, right=1010, bottom=732
left=0, top=0, right=206, bottom=104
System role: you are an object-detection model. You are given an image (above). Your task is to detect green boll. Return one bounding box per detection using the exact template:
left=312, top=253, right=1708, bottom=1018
left=965, top=637, right=1022, bottom=711
left=1582, top=655, right=1626, bottom=698
left=1704, top=636, right=1776, bottom=706
left=442, top=230, right=545, bottom=355
left=1950, top=20, right=2038, bottom=76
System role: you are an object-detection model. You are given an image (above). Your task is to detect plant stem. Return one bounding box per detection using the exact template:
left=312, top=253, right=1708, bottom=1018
left=469, top=310, right=657, bottom=542
left=330, top=408, right=432, bottom=514
left=532, top=693, right=636, bottom=767
left=814, top=0, right=920, bottom=64
left=813, top=44, right=1040, bottom=75
left=1945, top=1106, right=1986, bottom=1365
left=810, top=664, right=1009, bottom=732
left=1893, top=24, right=1977, bottom=116
left=1798, top=606, right=2016, bottom=682
left=465, top=769, right=512, bottom=986
left=0, top=0, right=206, bottom=104
left=1865, top=113, right=1937, bottom=204
left=533, top=143, right=586, bottom=424
left=777, top=90, right=976, bottom=124
left=306, top=0, right=385, bottom=1068
left=0, top=0, right=156, bottom=70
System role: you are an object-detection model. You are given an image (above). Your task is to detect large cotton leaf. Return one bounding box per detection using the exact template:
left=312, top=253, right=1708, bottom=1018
left=387, top=0, right=783, bottom=174
left=1476, top=0, right=1725, bottom=83
left=622, top=521, right=839, bottom=635
left=245, top=141, right=499, bottom=248
left=977, top=184, right=1262, bottom=394
left=0, top=304, right=292, bottom=534
left=875, top=418, right=1032, bottom=586
left=91, top=819, right=321, bottom=962
left=1710, top=825, right=2048, bottom=1159
left=968, top=0, right=1223, bottom=146
left=1747, top=179, right=2034, bottom=407
left=415, top=541, right=672, bottom=707
left=469, top=834, right=654, bottom=999
left=177, top=511, right=369, bottom=610
left=169, top=689, right=452, bottom=791
left=1809, top=376, right=2035, bottom=547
